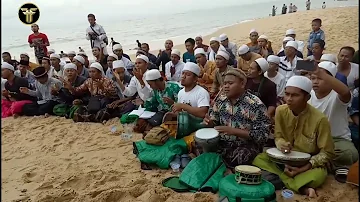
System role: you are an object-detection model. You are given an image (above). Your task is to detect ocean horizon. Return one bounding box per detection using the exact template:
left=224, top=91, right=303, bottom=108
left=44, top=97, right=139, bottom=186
left=1, top=0, right=358, bottom=62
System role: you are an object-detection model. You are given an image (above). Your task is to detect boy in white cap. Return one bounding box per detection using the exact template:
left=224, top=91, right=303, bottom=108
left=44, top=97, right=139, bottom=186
left=194, top=36, right=209, bottom=53
left=113, top=44, right=135, bottom=74
left=246, top=29, right=261, bottom=54
left=308, top=61, right=357, bottom=171
left=285, top=29, right=304, bottom=52
left=277, top=37, right=304, bottom=59
left=211, top=50, right=233, bottom=97
left=67, top=51, right=76, bottom=62
left=246, top=58, right=277, bottom=118
left=78, top=51, right=90, bottom=68
left=49, top=53, right=64, bottom=79
left=111, top=60, right=132, bottom=99
left=208, top=37, right=235, bottom=66
left=237, top=44, right=262, bottom=72
left=219, top=33, right=237, bottom=57
left=257, top=35, right=273, bottom=58
left=279, top=41, right=303, bottom=82
left=105, top=53, right=119, bottom=79
left=195, top=48, right=217, bottom=90
left=253, top=75, right=334, bottom=198
left=164, top=49, right=185, bottom=82
left=144, top=69, right=182, bottom=123
left=73, top=55, right=90, bottom=78
left=336, top=46, right=359, bottom=93
left=172, top=62, right=210, bottom=119
left=203, top=67, right=270, bottom=168
left=265, top=55, right=286, bottom=99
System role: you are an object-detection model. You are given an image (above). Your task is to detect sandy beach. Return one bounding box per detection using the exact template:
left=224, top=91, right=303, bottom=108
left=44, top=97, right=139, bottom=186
left=2, top=7, right=359, bottom=202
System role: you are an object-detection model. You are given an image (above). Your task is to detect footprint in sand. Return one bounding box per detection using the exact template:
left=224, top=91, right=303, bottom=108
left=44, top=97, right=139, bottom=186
left=22, top=172, right=37, bottom=183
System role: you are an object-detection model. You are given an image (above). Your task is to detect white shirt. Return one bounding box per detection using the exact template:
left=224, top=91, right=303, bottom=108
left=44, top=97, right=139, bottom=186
left=208, top=45, right=227, bottom=62
left=346, top=63, right=359, bottom=92
left=278, top=56, right=303, bottom=82
left=264, top=72, right=286, bottom=97
left=86, top=23, right=107, bottom=49
left=165, top=61, right=185, bottom=82
left=122, top=71, right=152, bottom=101
left=309, top=90, right=352, bottom=140
left=49, top=65, right=64, bottom=78
left=177, top=85, right=210, bottom=108
left=226, top=42, right=238, bottom=57
left=120, top=56, right=135, bottom=72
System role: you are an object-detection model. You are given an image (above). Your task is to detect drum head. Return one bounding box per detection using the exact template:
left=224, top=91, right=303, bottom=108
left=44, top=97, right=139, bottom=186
left=195, top=128, right=219, bottom=139
left=235, top=165, right=261, bottom=174
left=266, top=148, right=311, bottom=161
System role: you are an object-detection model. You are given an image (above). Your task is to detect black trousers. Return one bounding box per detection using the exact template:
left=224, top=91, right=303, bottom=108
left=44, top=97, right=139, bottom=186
left=22, top=100, right=60, bottom=116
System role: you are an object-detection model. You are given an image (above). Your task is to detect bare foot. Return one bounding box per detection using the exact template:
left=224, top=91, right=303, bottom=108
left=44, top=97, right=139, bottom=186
left=305, top=188, right=317, bottom=198
left=44, top=113, right=50, bottom=118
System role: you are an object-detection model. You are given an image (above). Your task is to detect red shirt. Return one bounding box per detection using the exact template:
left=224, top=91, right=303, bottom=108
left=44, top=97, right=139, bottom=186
left=28, top=33, right=49, bottom=58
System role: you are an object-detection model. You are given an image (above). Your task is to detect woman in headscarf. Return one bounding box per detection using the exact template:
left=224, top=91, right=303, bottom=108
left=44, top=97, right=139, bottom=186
left=63, top=62, right=118, bottom=122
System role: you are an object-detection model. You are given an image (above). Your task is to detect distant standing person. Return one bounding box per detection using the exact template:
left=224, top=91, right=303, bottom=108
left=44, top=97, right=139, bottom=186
left=28, top=24, right=50, bottom=64
left=136, top=40, right=141, bottom=48
left=306, top=0, right=311, bottom=10
left=322, top=2, right=326, bottom=9
left=86, top=14, right=108, bottom=55
left=292, top=4, right=298, bottom=12
left=272, top=5, right=277, bottom=16
left=288, top=3, right=293, bottom=13
left=281, top=4, right=287, bottom=14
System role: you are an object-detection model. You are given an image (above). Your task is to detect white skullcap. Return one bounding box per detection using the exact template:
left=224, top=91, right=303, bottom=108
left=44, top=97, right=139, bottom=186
left=194, top=48, right=206, bottom=56
left=108, top=53, right=119, bottom=60
left=145, top=69, right=162, bottom=81
left=90, top=62, right=105, bottom=75
left=286, top=75, right=312, bottom=93
left=1, top=62, right=14, bottom=71
left=318, top=61, right=337, bottom=76
left=171, top=49, right=181, bottom=57
left=20, top=53, right=29, bottom=57
left=267, top=55, right=280, bottom=64
left=48, top=49, right=55, bottom=53
left=112, top=60, right=125, bottom=69
left=255, top=58, right=269, bottom=73
left=249, top=29, right=258, bottom=34
left=74, top=55, right=85, bottom=64
left=67, top=51, right=76, bottom=55
left=63, top=63, right=77, bottom=71
left=320, top=54, right=337, bottom=64
left=136, top=55, right=149, bottom=63
left=113, top=44, right=123, bottom=50
left=238, top=45, right=250, bottom=56
left=210, top=37, right=220, bottom=43
left=50, top=53, right=61, bottom=60
left=219, top=33, right=228, bottom=41
left=285, top=41, right=298, bottom=50
left=183, top=62, right=200, bottom=76
left=216, top=50, right=230, bottom=60
left=286, top=29, right=296, bottom=35
left=64, top=57, right=71, bottom=62
left=283, top=37, right=295, bottom=42
left=258, top=35, right=268, bottom=41
left=195, top=35, right=203, bottom=39
left=78, top=51, right=87, bottom=57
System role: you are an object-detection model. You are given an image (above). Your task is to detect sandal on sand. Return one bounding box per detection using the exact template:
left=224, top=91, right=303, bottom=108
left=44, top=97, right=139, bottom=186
left=180, top=154, right=191, bottom=169
left=335, top=168, right=349, bottom=183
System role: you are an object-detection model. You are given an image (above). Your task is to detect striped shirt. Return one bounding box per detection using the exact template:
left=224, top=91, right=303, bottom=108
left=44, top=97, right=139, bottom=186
left=278, top=56, right=303, bottom=82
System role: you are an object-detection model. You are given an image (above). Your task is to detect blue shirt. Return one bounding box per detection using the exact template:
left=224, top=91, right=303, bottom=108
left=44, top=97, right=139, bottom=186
left=183, top=52, right=196, bottom=63
left=335, top=72, right=348, bottom=86
left=307, top=29, right=325, bottom=49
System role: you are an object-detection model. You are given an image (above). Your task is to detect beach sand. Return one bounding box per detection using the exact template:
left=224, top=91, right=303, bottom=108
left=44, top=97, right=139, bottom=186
left=2, top=7, right=359, bottom=202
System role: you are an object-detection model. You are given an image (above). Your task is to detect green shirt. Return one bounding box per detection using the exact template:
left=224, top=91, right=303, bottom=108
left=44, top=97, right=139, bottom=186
left=144, top=82, right=182, bottom=112
left=183, top=52, right=196, bottom=63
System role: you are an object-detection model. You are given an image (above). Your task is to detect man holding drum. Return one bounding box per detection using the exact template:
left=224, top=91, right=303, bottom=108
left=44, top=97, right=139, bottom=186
left=203, top=68, right=271, bottom=169
left=253, top=76, right=335, bottom=198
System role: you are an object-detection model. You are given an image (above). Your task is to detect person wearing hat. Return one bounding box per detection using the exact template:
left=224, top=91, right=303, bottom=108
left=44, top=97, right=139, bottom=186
left=20, top=53, right=39, bottom=71
left=172, top=62, right=210, bottom=119
left=219, top=34, right=237, bottom=57
left=279, top=41, right=304, bottom=82
left=49, top=54, right=65, bottom=79
left=277, top=37, right=304, bottom=59
left=113, top=44, right=135, bottom=75
left=77, top=52, right=90, bottom=69
left=208, top=37, right=235, bottom=66
left=265, top=55, right=286, bottom=99
left=67, top=51, right=76, bottom=62
left=164, top=49, right=185, bottom=82
left=308, top=61, right=357, bottom=171
left=246, top=29, right=261, bottom=54
left=195, top=48, right=217, bottom=90
left=14, top=60, right=36, bottom=89
left=237, top=44, right=262, bottom=72
left=183, top=38, right=196, bottom=63
left=203, top=68, right=271, bottom=168
left=194, top=36, right=209, bottom=53
left=253, top=75, right=334, bottom=198
left=73, top=55, right=90, bottom=78
left=246, top=58, right=277, bottom=118
left=110, top=60, right=132, bottom=100
left=211, top=50, right=233, bottom=97
left=136, top=50, right=158, bottom=70
left=306, top=39, right=325, bottom=62
left=143, top=69, right=182, bottom=126
left=116, top=55, right=152, bottom=103
left=2, top=52, right=19, bottom=69
left=1, top=62, right=36, bottom=118
left=20, top=66, right=63, bottom=117
left=155, top=40, right=173, bottom=73
left=336, top=46, right=359, bottom=93
left=105, top=53, right=121, bottom=79
left=28, top=24, right=50, bottom=64
left=257, top=35, right=274, bottom=58
left=285, top=29, right=305, bottom=52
